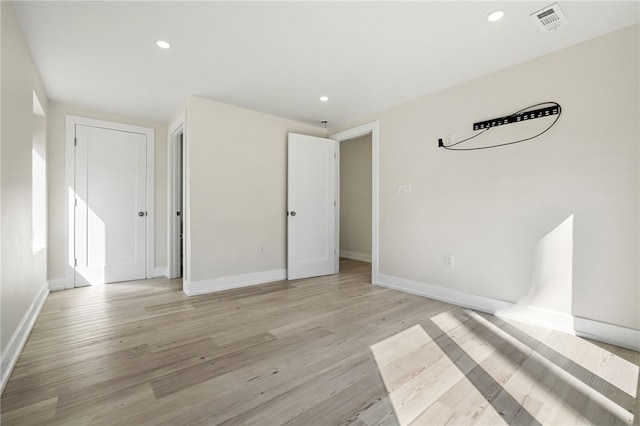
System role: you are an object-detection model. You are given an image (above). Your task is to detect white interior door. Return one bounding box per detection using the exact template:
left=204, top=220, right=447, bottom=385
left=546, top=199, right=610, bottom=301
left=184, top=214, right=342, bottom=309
left=74, top=124, right=147, bottom=285
left=287, top=133, right=337, bottom=280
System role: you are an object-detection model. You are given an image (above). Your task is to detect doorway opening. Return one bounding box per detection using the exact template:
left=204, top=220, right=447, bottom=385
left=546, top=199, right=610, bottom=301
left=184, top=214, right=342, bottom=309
left=339, top=133, right=372, bottom=264
left=168, top=113, right=186, bottom=280
left=177, top=132, right=184, bottom=277
left=331, top=121, right=379, bottom=284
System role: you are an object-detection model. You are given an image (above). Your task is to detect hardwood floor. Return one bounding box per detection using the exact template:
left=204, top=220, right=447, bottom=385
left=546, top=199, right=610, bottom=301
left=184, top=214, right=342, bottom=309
left=1, top=259, right=638, bottom=425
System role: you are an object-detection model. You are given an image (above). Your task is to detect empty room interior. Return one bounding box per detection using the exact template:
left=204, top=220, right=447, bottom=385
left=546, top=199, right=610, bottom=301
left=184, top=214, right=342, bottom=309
left=1, top=1, right=639, bottom=425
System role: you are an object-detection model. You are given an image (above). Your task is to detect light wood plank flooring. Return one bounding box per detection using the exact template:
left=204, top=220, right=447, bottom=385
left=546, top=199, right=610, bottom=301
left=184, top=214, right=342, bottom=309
left=1, top=259, right=638, bottom=425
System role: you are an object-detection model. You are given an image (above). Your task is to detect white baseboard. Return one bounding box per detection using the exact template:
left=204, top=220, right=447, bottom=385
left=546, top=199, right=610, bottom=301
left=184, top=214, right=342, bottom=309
left=152, top=266, right=168, bottom=278
left=377, top=274, right=573, bottom=334
left=377, top=274, right=639, bottom=351
left=49, top=278, right=67, bottom=291
left=183, top=269, right=287, bottom=296
left=340, top=250, right=372, bottom=263
left=53, top=267, right=170, bottom=288
left=574, top=317, right=640, bottom=352
left=1, top=281, right=50, bottom=394
left=496, top=304, right=575, bottom=335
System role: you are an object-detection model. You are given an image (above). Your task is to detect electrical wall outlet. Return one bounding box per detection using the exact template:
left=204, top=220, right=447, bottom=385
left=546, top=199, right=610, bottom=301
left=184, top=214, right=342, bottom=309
left=259, top=246, right=265, bottom=255
left=444, top=254, right=454, bottom=268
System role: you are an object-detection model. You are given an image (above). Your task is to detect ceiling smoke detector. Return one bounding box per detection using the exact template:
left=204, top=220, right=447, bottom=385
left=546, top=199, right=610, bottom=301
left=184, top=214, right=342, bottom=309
left=530, top=3, right=568, bottom=32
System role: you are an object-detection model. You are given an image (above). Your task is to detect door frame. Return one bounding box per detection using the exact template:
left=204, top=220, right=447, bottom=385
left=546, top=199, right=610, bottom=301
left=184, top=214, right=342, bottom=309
left=330, top=121, right=379, bottom=284
left=64, top=115, right=155, bottom=288
left=167, top=112, right=187, bottom=280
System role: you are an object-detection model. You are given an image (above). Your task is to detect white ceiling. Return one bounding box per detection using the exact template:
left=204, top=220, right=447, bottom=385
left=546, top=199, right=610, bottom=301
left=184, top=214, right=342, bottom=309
left=12, top=1, right=640, bottom=129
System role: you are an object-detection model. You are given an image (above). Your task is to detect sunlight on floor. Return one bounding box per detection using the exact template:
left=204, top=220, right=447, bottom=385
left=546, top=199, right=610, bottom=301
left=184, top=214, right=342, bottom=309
left=370, top=310, right=638, bottom=425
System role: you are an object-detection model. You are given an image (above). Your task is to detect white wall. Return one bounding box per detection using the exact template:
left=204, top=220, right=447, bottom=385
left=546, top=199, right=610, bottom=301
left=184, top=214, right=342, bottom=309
left=1, top=0, right=49, bottom=379
left=1, top=0, right=3, bottom=373
left=46, top=103, right=168, bottom=283
left=184, top=96, right=325, bottom=286
left=332, top=25, right=639, bottom=332
left=340, top=134, right=372, bottom=262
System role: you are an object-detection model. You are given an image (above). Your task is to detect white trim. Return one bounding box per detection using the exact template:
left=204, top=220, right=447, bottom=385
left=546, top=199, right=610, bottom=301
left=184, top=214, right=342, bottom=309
left=65, top=115, right=155, bottom=287
left=167, top=112, right=186, bottom=280
left=146, top=131, right=155, bottom=281
left=183, top=269, right=287, bottom=296
left=1, top=282, right=49, bottom=393
left=335, top=143, right=341, bottom=274
left=377, top=274, right=575, bottom=333
left=153, top=267, right=168, bottom=278
left=498, top=304, right=575, bottom=335
left=183, top=112, right=190, bottom=286
left=48, top=278, right=67, bottom=291
left=575, top=317, right=640, bottom=352
left=340, top=250, right=372, bottom=263
left=64, top=116, right=75, bottom=289
left=377, top=273, right=640, bottom=351
left=330, top=121, right=380, bottom=284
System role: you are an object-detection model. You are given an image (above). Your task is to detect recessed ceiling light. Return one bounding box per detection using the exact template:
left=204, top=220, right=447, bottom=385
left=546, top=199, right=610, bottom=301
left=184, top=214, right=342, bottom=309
left=320, top=96, right=329, bottom=102
left=156, top=40, right=171, bottom=49
left=486, top=10, right=504, bottom=22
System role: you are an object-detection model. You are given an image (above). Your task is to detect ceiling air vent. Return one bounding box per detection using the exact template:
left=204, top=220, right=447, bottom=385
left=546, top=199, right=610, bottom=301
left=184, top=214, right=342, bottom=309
left=530, top=3, right=568, bottom=32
